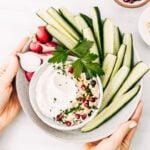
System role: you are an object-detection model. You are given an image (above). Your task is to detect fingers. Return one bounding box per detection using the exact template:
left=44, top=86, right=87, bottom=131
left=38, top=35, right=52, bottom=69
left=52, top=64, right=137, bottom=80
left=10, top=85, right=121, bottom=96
left=123, top=101, right=143, bottom=145
left=130, top=101, right=143, bottom=122
left=110, top=120, right=137, bottom=146
left=2, top=56, right=19, bottom=86
left=11, top=37, right=29, bottom=54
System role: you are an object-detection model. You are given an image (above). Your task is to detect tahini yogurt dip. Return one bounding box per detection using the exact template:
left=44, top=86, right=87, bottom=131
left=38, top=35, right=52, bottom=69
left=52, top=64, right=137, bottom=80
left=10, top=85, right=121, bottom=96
left=35, top=62, right=100, bottom=127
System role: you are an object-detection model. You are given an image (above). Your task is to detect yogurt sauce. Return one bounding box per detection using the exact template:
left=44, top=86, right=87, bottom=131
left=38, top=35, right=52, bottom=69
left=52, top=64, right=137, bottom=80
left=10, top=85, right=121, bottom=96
left=35, top=62, right=100, bottom=126
left=36, top=63, right=78, bottom=118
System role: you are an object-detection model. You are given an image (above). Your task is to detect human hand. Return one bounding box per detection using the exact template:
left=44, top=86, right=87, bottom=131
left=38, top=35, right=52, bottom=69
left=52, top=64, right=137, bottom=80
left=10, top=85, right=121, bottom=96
left=84, top=101, right=143, bottom=150
left=0, top=37, right=29, bottom=132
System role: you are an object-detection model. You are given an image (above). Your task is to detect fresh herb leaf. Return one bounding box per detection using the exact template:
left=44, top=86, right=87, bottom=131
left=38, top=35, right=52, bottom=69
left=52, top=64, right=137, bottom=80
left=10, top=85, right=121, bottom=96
left=48, top=45, right=68, bottom=63
left=72, top=59, right=84, bottom=78
left=85, top=63, right=105, bottom=76
left=72, top=39, right=93, bottom=57
left=48, top=40, right=104, bottom=78
left=82, top=52, right=98, bottom=63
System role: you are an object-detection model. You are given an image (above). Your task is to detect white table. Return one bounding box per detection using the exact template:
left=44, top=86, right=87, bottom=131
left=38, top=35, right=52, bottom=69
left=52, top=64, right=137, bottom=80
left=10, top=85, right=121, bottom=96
left=0, top=0, right=150, bottom=149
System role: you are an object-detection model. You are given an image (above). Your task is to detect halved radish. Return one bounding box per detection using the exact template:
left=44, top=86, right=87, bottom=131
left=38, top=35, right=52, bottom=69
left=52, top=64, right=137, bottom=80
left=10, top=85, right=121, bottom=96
left=18, top=52, right=42, bottom=72
left=36, top=26, right=52, bottom=43
left=41, top=41, right=57, bottom=53
left=25, top=71, right=34, bottom=81
left=30, top=41, right=43, bottom=53
left=38, top=51, right=53, bottom=62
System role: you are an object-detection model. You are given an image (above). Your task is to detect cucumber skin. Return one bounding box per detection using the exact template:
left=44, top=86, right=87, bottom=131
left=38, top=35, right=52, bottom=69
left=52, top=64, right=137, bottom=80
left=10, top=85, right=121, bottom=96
left=59, top=8, right=82, bottom=37
left=114, top=26, right=121, bottom=55
left=46, top=25, right=78, bottom=49
left=110, top=44, right=126, bottom=80
left=99, top=66, right=130, bottom=112
left=101, top=54, right=117, bottom=88
left=47, top=7, right=81, bottom=40
left=81, top=85, right=141, bottom=133
left=113, top=61, right=149, bottom=101
left=80, top=13, right=93, bottom=29
left=122, top=33, right=133, bottom=68
left=103, top=18, right=114, bottom=55
left=91, top=7, right=103, bottom=63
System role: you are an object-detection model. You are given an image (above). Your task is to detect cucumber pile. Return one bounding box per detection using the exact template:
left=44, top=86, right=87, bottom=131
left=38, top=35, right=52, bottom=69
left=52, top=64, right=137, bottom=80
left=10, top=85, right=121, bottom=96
left=37, top=7, right=149, bottom=132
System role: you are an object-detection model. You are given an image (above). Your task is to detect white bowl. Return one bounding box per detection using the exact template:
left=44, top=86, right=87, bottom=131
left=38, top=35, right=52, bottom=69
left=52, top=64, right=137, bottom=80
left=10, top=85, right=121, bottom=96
left=138, top=7, right=150, bottom=46
left=29, top=60, right=103, bottom=131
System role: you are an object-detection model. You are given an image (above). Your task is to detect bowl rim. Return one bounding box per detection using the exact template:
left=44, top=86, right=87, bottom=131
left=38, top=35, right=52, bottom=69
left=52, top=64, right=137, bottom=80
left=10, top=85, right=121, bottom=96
left=114, top=0, right=149, bottom=8
left=29, top=59, right=103, bottom=131
left=138, top=6, right=150, bottom=46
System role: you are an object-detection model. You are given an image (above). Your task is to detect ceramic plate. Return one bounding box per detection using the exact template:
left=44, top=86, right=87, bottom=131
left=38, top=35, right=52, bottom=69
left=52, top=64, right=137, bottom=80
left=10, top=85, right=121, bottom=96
left=16, top=0, right=142, bottom=142
left=138, top=7, right=150, bottom=46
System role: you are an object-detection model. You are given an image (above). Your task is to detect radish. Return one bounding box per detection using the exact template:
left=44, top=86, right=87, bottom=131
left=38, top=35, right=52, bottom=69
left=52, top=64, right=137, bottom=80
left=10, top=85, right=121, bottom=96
left=30, top=41, right=43, bottom=53
left=36, top=26, right=52, bottom=43
left=25, top=71, right=34, bottom=81
left=38, top=51, right=53, bottom=62
left=18, top=52, right=42, bottom=72
left=41, top=41, right=57, bottom=53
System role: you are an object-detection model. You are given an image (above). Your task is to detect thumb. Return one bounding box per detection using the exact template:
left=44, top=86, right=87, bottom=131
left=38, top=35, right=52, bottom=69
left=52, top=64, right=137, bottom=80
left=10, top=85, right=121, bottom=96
left=110, top=120, right=137, bottom=145
left=2, top=55, right=19, bottom=86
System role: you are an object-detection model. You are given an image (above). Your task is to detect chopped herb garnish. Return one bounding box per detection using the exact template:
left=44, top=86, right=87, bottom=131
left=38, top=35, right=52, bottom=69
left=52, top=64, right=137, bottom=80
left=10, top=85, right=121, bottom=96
left=92, top=105, right=98, bottom=109
left=53, top=97, right=57, bottom=103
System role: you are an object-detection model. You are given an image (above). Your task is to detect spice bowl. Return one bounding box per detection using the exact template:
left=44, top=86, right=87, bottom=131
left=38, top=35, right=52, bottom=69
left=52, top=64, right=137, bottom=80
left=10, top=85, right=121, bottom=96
left=29, top=59, right=103, bottom=131
left=114, top=0, right=149, bottom=8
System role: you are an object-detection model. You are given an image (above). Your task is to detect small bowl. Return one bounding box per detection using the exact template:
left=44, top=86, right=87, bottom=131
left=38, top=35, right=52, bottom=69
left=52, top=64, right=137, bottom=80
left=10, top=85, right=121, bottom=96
left=138, top=7, right=150, bottom=46
left=114, top=0, right=149, bottom=8
left=29, top=60, right=103, bottom=131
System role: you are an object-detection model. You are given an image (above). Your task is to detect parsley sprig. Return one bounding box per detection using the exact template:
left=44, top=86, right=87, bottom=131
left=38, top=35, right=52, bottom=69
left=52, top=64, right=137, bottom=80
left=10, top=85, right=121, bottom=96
left=48, top=39, right=104, bottom=78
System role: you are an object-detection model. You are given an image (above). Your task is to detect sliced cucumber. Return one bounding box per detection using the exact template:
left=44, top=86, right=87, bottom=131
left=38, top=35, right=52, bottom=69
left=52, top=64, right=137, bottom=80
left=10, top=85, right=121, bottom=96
left=122, top=33, right=133, bottom=68
left=91, top=7, right=103, bottom=61
left=59, top=7, right=81, bottom=34
left=101, top=54, right=116, bottom=88
left=74, top=15, right=89, bottom=33
left=47, top=7, right=80, bottom=40
left=114, top=26, right=121, bottom=55
left=81, top=85, right=141, bottom=132
left=110, top=44, right=126, bottom=80
left=46, top=25, right=78, bottom=49
left=99, top=66, right=130, bottom=112
left=113, top=62, right=149, bottom=101
left=80, top=13, right=93, bottom=28
left=83, top=27, right=100, bottom=63
left=36, top=10, right=77, bottom=44
left=103, top=19, right=114, bottom=55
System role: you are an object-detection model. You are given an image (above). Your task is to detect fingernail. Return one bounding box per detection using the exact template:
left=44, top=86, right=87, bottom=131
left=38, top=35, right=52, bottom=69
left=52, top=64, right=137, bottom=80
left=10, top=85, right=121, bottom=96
left=129, top=121, right=137, bottom=129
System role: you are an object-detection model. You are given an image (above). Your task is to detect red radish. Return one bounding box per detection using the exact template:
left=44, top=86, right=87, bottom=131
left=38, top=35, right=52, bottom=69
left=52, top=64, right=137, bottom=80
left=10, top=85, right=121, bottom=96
left=30, top=41, right=43, bottom=53
left=42, top=42, right=57, bottom=53
left=38, top=51, right=53, bottom=62
left=46, top=41, right=57, bottom=47
left=25, top=71, right=34, bottom=81
left=18, top=52, right=42, bottom=72
left=36, top=26, right=52, bottom=43
left=42, top=51, right=54, bottom=55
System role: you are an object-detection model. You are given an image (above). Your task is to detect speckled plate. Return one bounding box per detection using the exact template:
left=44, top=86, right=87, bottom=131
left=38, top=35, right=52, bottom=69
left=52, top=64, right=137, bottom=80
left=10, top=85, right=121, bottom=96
left=16, top=2, right=143, bottom=142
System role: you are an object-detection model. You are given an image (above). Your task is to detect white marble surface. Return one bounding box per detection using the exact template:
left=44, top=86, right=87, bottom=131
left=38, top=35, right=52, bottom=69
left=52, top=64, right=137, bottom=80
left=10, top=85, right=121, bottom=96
left=0, top=0, right=150, bottom=149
